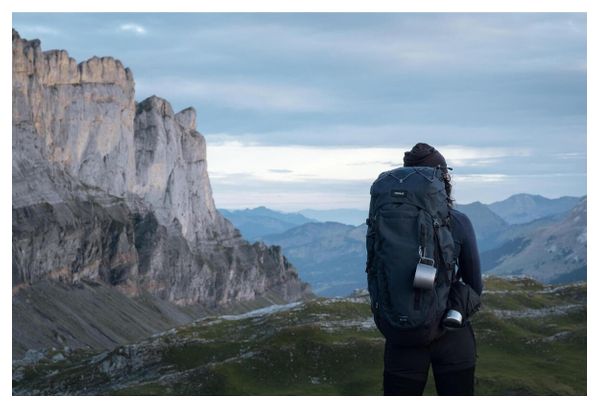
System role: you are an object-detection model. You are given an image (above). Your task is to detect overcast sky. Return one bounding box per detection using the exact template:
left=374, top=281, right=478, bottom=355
left=13, top=13, right=587, bottom=211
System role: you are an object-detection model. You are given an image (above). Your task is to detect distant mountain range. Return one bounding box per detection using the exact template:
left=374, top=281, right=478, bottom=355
left=481, top=197, right=587, bottom=284
left=262, top=222, right=367, bottom=296
left=488, top=194, right=581, bottom=225
left=222, top=194, right=586, bottom=295
left=454, top=201, right=509, bottom=251
left=219, top=207, right=316, bottom=241
left=297, top=209, right=368, bottom=226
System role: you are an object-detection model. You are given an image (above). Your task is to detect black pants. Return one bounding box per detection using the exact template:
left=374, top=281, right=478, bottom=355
left=383, top=324, right=477, bottom=395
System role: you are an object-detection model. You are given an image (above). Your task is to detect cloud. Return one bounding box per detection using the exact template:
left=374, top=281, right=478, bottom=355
left=209, top=172, right=371, bottom=210
left=434, top=145, right=531, bottom=168
left=208, top=172, right=373, bottom=211
left=12, top=13, right=584, bottom=209
left=208, top=167, right=586, bottom=211
left=206, top=141, right=531, bottom=185
left=205, top=124, right=518, bottom=148
left=553, top=152, right=586, bottom=160
left=119, top=23, right=147, bottom=35
left=136, top=77, right=340, bottom=113
left=204, top=140, right=583, bottom=210
left=183, top=14, right=585, bottom=74
left=453, top=174, right=509, bottom=183
left=15, top=24, right=60, bottom=36
left=214, top=189, right=370, bottom=212
left=269, top=169, right=293, bottom=173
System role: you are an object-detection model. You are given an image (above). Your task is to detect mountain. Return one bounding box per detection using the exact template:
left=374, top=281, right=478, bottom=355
left=454, top=201, right=509, bottom=251
left=219, top=207, right=317, bottom=241
left=489, top=194, right=581, bottom=225
left=298, top=209, right=368, bottom=226
left=296, top=194, right=582, bottom=227
left=13, top=277, right=586, bottom=396
left=260, top=196, right=586, bottom=295
left=12, top=30, right=309, bottom=358
left=262, top=222, right=368, bottom=296
left=481, top=197, right=586, bottom=283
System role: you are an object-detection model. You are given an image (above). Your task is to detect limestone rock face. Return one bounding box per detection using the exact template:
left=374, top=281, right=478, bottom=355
left=133, top=96, right=237, bottom=248
left=175, top=107, right=197, bottom=130
left=12, top=29, right=309, bottom=310
left=13, top=29, right=136, bottom=198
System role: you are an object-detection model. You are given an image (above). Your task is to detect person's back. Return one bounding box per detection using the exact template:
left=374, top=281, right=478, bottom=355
left=366, top=142, right=482, bottom=395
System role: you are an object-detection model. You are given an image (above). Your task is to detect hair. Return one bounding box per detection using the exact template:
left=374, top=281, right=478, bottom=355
left=442, top=170, right=455, bottom=208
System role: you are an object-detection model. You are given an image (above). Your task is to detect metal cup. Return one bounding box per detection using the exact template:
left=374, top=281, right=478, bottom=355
left=443, top=309, right=463, bottom=329
left=413, top=257, right=436, bottom=290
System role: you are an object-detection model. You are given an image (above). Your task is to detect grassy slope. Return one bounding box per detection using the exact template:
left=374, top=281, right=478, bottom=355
left=13, top=277, right=586, bottom=396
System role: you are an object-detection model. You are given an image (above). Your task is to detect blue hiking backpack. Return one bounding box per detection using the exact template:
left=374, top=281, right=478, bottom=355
left=366, top=166, right=455, bottom=345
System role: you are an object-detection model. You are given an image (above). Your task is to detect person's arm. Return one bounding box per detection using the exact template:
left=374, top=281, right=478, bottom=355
left=457, top=214, right=483, bottom=295
left=365, top=197, right=376, bottom=274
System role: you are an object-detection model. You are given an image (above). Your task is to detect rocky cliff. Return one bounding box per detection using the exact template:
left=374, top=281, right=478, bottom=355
left=12, top=29, right=309, bottom=355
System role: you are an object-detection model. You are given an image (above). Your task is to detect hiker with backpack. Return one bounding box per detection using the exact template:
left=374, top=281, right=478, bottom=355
left=366, top=143, right=483, bottom=396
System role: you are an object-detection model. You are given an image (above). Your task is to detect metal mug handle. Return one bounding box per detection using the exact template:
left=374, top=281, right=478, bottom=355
left=413, top=257, right=436, bottom=290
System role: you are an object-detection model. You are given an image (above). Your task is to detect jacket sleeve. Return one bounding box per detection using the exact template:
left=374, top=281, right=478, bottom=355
left=457, top=213, right=483, bottom=295
left=365, top=196, right=376, bottom=274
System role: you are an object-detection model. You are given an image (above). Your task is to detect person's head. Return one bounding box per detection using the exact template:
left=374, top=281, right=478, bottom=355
left=403, top=142, right=454, bottom=206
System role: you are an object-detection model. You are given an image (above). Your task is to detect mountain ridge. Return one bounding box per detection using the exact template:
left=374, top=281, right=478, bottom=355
left=255, top=196, right=586, bottom=293
left=12, top=29, right=310, bottom=357
left=488, top=193, right=581, bottom=225
left=481, top=197, right=586, bottom=282
left=454, top=201, right=509, bottom=251
left=219, top=207, right=317, bottom=241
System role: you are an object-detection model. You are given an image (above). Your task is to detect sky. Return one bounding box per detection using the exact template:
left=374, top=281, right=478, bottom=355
left=12, top=12, right=587, bottom=211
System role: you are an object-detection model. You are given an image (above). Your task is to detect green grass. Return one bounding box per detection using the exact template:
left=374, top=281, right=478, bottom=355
left=483, top=276, right=545, bottom=292
left=14, top=277, right=586, bottom=396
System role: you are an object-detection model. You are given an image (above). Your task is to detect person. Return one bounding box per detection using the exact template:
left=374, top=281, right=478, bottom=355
left=381, top=143, right=483, bottom=396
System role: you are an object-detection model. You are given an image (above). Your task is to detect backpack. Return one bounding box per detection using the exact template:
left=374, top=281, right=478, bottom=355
left=366, top=166, right=455, bottom=345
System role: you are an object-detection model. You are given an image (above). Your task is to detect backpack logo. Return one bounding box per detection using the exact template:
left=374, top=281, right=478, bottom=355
left=391, top=190, right=407, bottom=197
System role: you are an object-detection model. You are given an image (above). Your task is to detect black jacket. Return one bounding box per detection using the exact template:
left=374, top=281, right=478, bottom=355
left=449, top=208, right=483, bottom=295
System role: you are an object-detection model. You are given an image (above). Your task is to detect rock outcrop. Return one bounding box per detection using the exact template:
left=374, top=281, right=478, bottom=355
left=12, top=26, right=309, bottom=352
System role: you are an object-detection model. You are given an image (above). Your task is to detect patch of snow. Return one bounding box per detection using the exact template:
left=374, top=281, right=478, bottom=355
left=542, top=283, right=586, bottom=293
left=526, top=331, right=572, bottom=344
left=491, top=304, right=584, bottom=319
left=318, top=318, right=376, bottom=332
left=321, top=297, right=369, bottom=305
left=89, top=351, right=109, bottom=365
left=23, top=349, right=45, bottom=364
left=485, top=285, right=584, bottom=295
left=51, top=353, right=65, bottom=362
left=543, top=331, right=572, bottom=342
left=220, top=301, right=304, bottom=321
